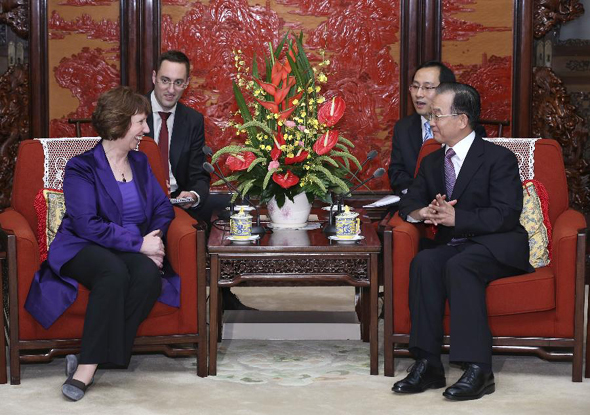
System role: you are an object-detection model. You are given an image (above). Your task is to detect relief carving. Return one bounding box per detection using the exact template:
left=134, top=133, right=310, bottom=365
left=0, top=64, right=29, bottom=209
left=0, top=0, right=28, bottom=38
left=533, top=0, right=585, bottom=39
left=219, top=257, right=369, bottom=282
left=532, top=66, right=589, bottom=213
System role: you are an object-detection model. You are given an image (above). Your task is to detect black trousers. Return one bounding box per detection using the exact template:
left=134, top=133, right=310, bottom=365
left=61, top=244, right=162, bottom=367
left=408, top=241, right=521, bottom=365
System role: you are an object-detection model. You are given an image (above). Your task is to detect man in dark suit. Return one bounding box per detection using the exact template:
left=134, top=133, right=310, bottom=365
left=388, top=62, right=486, bottom=195
left=146, top=50, right=251, bottom=310
left=392, top=83, right=532, bottom=400
left=146, top=50, right=212, bottom=219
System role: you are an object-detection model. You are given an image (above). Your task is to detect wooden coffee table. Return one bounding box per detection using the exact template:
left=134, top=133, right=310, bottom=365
left=207, top=210, right=382, bottom=375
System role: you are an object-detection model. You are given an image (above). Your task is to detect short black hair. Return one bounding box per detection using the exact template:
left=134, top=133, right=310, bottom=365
left=414, top=61, right=456, bottom=83
left=436, top=82, right=481, bottom=130
left=157, top=50, right=190, bottom=78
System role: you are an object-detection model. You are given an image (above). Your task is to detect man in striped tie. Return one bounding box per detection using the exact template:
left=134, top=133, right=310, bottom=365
left=393, top=83, right=531, bottom=401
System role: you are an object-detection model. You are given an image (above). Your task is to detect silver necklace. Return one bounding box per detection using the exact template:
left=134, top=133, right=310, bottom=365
left=106, top=154, right=129, bottom=182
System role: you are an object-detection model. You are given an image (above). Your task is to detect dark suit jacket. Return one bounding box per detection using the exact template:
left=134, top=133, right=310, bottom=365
left=146, top=98, right=210, bottom=205
left=25, top=142, right=178, bottom=329
left=399, top=134, right=532, bottom=273
left=388, top=113, right=487, bottom=195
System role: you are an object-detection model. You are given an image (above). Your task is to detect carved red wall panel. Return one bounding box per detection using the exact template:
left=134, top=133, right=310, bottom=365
left=161, top=0, right=400, bottom=191
left=441, top=0, right=513, bottom=137
left=47, top=0, right=120, bottom=137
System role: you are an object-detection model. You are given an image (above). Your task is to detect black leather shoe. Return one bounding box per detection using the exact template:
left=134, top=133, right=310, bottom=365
left=443, top=364, right=495, bottom=401
left=222, top=288, right=257, bottom=311
left=392, top=359, right=446, bottom=394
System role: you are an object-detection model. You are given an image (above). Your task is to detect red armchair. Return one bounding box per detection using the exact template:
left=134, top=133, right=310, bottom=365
left=383, top=138, right=587, bottom=382
left=0, top=138, right=208, bottom=384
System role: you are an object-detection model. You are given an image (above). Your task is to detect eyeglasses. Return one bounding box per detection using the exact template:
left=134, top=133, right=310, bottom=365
left=156, top=77, right=189, bottom=89
left=426, top=113, right=464, bottom=121
left=409, top=85, right=437, bottom=93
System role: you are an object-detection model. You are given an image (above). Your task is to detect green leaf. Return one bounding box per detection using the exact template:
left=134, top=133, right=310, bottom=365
left=237, top=179, right=257, bottom=198
left=273, top=33, right=289, bottom=59
left=285, top=52, right=304, bottom=92
left=263, top=169, right=276, bottom=189
left=274, top=192, right=286, bottom=208
left=252, top=52, right=259, bottom=78
left=233, top=81, right=252, bottom=123
left=264, top=55, right=272, bottom=82
left=311, top=165, right=349, bottom=192
left=239, top=120, right=275, bottom=136
left=329, top=151, right=362, bottom=170
left=314, top=155, right=339, bottom=167
left=294, top=36, right=314, bottom=82
left=334, top=143, right=348, bottom=152
left=306, top=173, right=327, bottom=193
left=233, top=81, right=256, bottom=139
left=247, top=157, right=267, bottom=172
left=211, top=145, right=248, bottom=164
left=338, top=136, right=355, bottom=148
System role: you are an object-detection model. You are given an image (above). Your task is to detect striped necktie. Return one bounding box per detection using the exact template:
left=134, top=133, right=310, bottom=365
left=444, top=148, right=456, bottom=198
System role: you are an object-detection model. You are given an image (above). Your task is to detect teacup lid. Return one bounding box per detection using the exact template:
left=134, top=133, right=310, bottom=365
left=230, top=206, right=252, bottom=219
left=336, top=205, right=358, bottom=219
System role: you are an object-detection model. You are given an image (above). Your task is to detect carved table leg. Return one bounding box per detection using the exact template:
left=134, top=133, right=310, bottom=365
left=208, top=255, right=219, bottom=376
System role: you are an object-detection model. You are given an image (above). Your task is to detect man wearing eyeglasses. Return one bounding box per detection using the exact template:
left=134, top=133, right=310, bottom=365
left=146, top=50, right=210, bottom=214
left=392, top=83, right=531, bottom=400
left=387, top=62, right=485, bottom=196
left=146, top=50, right=253, bottom=311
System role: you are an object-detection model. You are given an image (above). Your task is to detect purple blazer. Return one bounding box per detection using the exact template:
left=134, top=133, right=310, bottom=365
left=25, top=141, right=179, bottom=329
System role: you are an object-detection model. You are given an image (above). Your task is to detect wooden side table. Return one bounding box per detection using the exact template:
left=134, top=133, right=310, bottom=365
left=208, top=212, right=382, bottom=376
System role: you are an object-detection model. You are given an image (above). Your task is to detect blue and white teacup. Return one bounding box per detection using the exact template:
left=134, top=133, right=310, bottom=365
left=230, top=207, right=252, bottom=239
left=335, top=206, right=360, bottom=239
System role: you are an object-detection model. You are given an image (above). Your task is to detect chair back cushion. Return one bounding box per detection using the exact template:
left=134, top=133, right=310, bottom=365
left=12, top=138, right=166, bottom=233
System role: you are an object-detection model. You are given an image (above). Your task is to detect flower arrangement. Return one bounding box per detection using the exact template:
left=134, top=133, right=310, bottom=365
left=212, top=33, right=361, bottom=208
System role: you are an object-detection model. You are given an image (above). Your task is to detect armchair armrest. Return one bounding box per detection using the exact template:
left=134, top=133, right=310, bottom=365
left=386, top=212, right=425, bottom=332
left=166, top=207, right=200, bottom=279
left=548, top=208, right=587, bottom=332
left=0, top=209, right=41, bottom=307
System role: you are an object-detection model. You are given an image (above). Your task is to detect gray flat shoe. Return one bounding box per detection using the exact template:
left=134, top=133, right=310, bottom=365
left=62, top=376, right=90, bottom=401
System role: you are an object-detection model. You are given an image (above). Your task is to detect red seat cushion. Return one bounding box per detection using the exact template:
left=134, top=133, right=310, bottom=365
left=443, top=267, right=555, bottom=317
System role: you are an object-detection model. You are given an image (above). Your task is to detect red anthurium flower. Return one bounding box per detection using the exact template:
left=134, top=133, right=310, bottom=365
left=255, top=78, right=277, bottom=96
left=318, top=97, right=346, bottom=127
left=226, top=151, right=256, bottom=171
left=255, top=98, right=279, bottom=114
left=273, top=171, right=299, bottom=189
left=270, top=132, right=285, bottom=161
left=313, top=130, right=339, bottom=155
left=285, top=150, right=309, bottom=165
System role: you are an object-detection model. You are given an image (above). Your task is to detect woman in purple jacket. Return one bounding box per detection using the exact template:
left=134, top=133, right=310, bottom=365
left=25, top=87, right=176, bottom=401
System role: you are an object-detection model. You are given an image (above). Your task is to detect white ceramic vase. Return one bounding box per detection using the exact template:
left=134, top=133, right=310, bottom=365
left=267, top=193, right=312, bottom=228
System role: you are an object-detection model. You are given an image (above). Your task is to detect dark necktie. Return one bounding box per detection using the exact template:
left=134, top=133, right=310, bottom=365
left=444, top=148, right=456, bottom=198
left=158, top=112, right=171, bottom=182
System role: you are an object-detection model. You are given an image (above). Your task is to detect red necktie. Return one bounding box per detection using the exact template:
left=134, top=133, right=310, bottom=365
left=158, top=112, right=171, bottom=183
